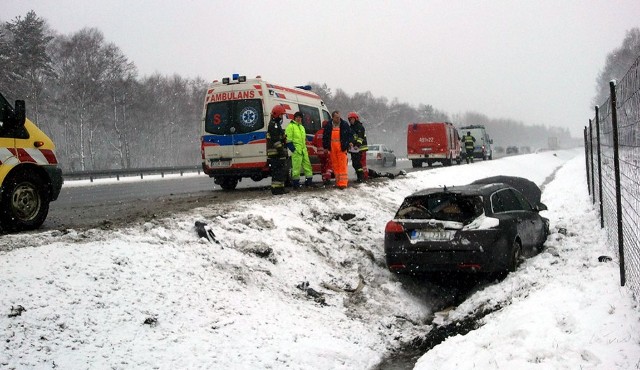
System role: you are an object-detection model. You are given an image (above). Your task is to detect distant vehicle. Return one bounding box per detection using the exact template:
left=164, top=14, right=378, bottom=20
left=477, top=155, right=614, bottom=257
left=1, top=92, right=63, bottom=232
left=520, top=146, right=531, bottom=154
left=367, top=144, right=396, bottom=167
left=200, top=74, right=330, bottom=190
left=506, top=146, right=519, bottom=155
left=407, top=122, right=462, bottom=168
left=494, top=146, right=505, bottom=154
left=384, top=176, right=549, bottom=275
left=459, top=125, right=493, bottom=160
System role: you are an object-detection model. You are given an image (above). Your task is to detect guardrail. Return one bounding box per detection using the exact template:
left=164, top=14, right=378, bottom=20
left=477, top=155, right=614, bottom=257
left=63, top=165, right=203, bottom=182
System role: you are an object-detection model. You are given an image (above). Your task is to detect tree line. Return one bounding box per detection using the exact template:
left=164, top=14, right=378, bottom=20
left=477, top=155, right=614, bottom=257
left=2, top=11, right=635, bottom=171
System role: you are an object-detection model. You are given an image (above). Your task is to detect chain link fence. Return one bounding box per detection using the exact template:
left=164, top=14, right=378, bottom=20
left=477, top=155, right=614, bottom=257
left=585, top=54, right=640, bottom=301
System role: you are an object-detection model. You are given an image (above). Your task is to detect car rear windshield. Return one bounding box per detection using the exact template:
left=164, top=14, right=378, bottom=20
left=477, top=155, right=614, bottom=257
left=395, top=193, right=484, bottom=223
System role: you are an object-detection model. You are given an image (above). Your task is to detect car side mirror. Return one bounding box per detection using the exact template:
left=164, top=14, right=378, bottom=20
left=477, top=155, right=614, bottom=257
left=536, top=203, right=548, bottom=211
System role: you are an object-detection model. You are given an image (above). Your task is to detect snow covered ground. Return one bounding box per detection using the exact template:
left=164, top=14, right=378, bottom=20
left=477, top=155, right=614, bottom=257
left=1, top=149, right=638, bottom=369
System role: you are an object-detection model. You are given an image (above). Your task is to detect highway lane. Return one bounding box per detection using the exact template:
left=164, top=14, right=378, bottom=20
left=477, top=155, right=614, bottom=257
left=45, top=156, right=502, bottom=231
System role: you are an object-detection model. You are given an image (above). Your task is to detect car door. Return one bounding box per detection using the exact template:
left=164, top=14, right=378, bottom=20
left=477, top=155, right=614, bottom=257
left=501, top=189, right=541, bottom=251
left=0, top=94, right=18, bottom=166
left=511, top=188, right=545, bottom=248
left=492, top=189, right=534, bottom=249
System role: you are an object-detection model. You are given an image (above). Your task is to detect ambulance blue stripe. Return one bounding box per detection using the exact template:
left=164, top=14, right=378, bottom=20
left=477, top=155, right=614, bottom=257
left=202, top=132, right=267, bottom=145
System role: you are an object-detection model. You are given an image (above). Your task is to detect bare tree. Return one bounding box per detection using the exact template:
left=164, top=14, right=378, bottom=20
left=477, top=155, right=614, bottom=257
left=594, top=28, right=640, bottom=106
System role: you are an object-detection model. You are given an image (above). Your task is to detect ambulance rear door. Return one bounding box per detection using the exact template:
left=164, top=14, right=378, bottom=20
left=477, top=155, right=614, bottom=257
left=202, top=88, right=265, bottom=169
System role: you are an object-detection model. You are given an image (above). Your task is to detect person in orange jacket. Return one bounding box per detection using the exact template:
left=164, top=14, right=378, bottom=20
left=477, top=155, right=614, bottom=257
left=322, top=111, right=353, bottom=189
left=313, top=122, right=333, bottom=185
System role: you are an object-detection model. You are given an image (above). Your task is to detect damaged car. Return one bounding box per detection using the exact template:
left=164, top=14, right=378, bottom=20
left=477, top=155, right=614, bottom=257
left=384, top=176, right=549, bottom=275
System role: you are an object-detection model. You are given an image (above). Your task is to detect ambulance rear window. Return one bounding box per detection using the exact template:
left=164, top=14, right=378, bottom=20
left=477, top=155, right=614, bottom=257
left=205, top=99, right=263, bottom=135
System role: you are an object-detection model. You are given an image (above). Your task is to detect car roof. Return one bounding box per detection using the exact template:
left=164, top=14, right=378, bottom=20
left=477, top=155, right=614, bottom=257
left=407, top=183, right=508, bottom=198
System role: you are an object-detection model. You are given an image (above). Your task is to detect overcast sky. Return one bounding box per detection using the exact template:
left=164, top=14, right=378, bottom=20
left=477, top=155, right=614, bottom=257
left=4, top=0, right=640, bottom=136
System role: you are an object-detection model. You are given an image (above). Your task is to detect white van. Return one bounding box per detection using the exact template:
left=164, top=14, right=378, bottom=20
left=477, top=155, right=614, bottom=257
left=200, top=75, right=331, bottom=189
left=459, top=125, right=493, bottom=160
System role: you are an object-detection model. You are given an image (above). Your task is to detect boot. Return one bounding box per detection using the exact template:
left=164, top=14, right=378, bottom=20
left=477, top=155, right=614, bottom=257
left=305, top=177, right=318, bottom=188
left=271, top=186, right=288, bottom=195
left=291, top=179, right=301, bottom=189
left=356, top=171, right=364, bottom=183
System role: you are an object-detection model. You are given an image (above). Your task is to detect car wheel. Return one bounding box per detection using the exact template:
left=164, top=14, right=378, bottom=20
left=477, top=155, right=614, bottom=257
left=219, top=177, right=239, bottom=190
left=382, top=158, right=387, bottom=167
left=0, top=170, right=50, bottom=231
left=508, top=239, right=522, bottom=272
left=411, top=160, right=421, bottom=168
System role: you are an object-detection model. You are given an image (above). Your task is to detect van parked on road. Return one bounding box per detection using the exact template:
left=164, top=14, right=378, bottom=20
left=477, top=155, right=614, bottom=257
left=200, top=74, right=331, bottom=190
left=459, top=125, right=493, bottom=160
left=407, top=122, right=462, bottom=168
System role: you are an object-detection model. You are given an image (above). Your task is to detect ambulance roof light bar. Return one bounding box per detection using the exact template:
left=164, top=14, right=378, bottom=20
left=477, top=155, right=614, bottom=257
left=295, top=85, right=312, bottom=91
left=222, top=74, right=247, bottom=84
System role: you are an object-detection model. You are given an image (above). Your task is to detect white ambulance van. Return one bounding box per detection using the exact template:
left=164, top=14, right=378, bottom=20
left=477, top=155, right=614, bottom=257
left=200, top=75, right=331, bottom=189
left=1, top=92, right=63, bottom=232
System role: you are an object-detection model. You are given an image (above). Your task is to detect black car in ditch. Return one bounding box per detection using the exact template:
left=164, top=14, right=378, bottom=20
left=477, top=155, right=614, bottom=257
left=384, top=176, right=549, bottom=275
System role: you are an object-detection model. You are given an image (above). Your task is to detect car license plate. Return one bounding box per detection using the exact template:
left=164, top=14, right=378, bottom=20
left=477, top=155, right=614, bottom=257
left=411, top=229, right=454, bottom=241
left=210, top=160, right=231, bottom=167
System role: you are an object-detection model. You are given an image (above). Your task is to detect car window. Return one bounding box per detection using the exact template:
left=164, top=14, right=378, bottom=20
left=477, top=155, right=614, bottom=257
left=511, top=189, right=534, bottom=210
left=369, top=145, right=379, bottom=151
left=492, top=189, right=522, bottom=212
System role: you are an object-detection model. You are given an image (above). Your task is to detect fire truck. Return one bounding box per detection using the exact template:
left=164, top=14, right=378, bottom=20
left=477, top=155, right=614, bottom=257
left=200, top=75, right=331, bottom=189
left=1, top=93, right=63, bottom=231
left=407, top=122, right=462, bottom=168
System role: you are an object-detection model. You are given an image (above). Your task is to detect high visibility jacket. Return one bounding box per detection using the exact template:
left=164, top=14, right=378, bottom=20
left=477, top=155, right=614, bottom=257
left=285, top=120, right=308, bottom=152
left=350, top=120, right=368, bottom=151
left=462, top=135, right=476, bottom=150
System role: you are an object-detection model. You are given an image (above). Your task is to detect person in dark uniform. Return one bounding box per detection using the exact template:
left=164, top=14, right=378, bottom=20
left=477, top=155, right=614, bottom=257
left=347, top=111, right=368, bottom=182
left=266, top=105, right=289, bottom=195
left=461, top=131, right=476, bottom=164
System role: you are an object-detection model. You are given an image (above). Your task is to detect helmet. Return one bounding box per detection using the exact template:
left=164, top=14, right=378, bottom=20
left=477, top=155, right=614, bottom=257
left=271, top=105, right=286, bottom=119
left=347, top=112, right=359, bottom=120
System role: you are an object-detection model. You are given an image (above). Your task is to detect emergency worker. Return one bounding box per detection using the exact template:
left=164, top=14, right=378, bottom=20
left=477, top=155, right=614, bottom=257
left=285, top=111, right=315, bottom=188
left=461, top=131, right=476, bottom=164
left=347, top=112, right=368, bottom=182
left=322, top=111, right=353, bottom=189
left=313, top=122, right=333, bottom=185
left=266, top=105, right=289, bottom=195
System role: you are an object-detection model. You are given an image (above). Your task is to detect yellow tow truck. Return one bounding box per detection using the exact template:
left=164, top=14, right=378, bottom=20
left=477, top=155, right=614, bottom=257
left=0, top=93, right=63, bottom=232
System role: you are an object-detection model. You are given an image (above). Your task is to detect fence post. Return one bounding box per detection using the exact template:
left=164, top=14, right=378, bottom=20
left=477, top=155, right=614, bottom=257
left=584, top=126, right=590, bottom=193
left=595, top=106, right=604, bottom=228
left=609, top=80, right=625, bottom=287
left=589, top=120, right=595, bottom=203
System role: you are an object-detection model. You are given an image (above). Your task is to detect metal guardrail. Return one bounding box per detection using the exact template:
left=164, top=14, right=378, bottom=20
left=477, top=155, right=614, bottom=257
left=63, top=165, right=202, bottom=182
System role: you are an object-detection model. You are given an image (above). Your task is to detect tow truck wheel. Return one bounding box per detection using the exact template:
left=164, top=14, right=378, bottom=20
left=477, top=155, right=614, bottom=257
left=218, top=177, right=239, bottom=190
left=0, top=170, right=50, bottom=231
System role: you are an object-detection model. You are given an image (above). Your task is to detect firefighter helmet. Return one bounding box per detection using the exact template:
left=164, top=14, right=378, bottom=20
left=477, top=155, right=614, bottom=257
left=347, top=111, right=359, bottom=120
left=271, top=105, right=286, bottom=119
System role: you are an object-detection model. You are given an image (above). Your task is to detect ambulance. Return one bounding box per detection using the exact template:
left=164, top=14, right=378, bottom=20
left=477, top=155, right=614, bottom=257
left=0, top=93, right=63, bottom=232
left=200, top=75, right=331, bottom=189
left=407, top=122, right=462, bottom=168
